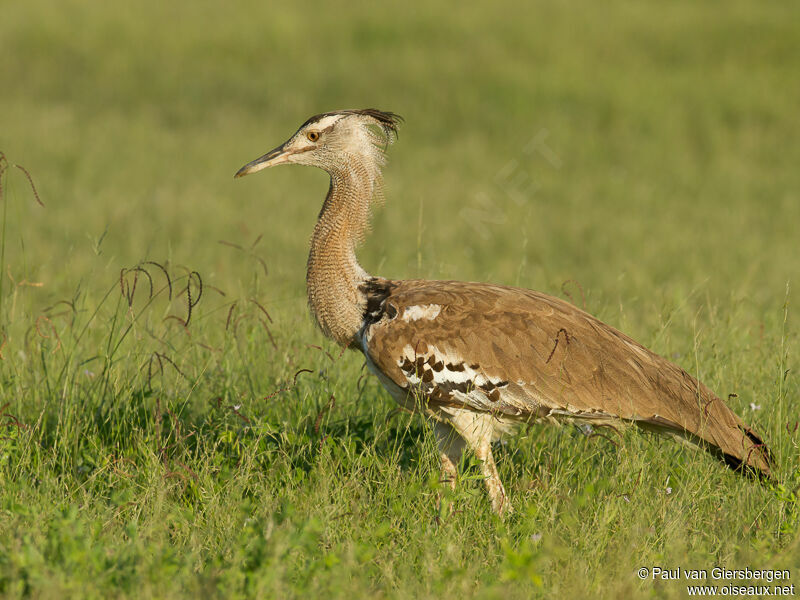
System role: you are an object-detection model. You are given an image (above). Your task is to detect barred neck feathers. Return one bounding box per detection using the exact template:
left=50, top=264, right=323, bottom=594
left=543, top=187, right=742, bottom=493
left=306, top=161, right=377, bottom=346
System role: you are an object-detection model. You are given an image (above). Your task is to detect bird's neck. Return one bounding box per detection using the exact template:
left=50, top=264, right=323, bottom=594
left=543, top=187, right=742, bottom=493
left=306, top=164, right=376, bottom=347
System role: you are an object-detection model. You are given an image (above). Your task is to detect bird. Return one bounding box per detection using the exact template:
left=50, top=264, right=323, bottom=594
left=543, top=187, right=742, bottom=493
left=235, top=108, right=772, bottom=515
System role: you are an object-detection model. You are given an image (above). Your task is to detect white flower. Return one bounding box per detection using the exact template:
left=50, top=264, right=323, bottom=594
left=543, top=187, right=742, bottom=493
left=749, top=402, right=761, bottom=411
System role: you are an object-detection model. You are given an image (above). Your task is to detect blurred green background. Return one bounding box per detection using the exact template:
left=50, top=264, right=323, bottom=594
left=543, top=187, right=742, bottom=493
left=1, top=1, right=798, bottom=598
left=3, top=0, right=797, bottom=315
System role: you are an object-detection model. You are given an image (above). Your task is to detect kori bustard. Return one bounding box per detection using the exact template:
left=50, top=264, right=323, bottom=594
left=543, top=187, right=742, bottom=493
left=235, top=109, right=772, bottom=515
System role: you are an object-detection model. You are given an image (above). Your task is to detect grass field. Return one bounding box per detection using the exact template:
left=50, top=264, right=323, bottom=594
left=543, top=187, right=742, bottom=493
left=1, top=1, right=799, bottom=597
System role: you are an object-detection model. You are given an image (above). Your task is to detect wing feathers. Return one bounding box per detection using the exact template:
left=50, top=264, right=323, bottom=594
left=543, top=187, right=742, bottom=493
left=362, top=278, right=772, bottom=476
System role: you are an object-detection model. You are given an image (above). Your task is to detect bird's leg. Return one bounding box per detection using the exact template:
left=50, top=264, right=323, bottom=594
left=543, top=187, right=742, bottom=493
left=433, top=421, right=466, bottom=490
left=475, top=438, right=510, bottom=516
left=443, top=410, right=512, bottom=516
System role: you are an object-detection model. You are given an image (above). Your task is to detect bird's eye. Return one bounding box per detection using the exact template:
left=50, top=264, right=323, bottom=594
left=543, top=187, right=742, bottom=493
left=306, top=131, right=320, bottom=142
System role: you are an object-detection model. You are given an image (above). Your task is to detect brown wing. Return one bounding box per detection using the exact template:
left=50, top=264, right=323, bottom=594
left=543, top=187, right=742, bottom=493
left=361, top=278, right=771, bottom=476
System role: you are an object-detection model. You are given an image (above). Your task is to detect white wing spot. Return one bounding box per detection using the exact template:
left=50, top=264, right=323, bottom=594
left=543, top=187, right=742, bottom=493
left=401, top=304, right=442, bottom=322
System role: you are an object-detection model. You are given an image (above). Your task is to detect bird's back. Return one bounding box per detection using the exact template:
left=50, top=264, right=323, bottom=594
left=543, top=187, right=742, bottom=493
left=360, top=278, right=772, bottom=476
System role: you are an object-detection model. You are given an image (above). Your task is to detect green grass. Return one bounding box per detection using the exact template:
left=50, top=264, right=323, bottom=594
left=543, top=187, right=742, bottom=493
left=1, top=1, right=799, bottom=597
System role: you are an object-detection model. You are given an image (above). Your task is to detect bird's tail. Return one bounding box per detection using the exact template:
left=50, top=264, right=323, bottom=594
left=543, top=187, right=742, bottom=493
left=708, top=419, right=774, bottom=480
left=644, top=388, right=774, bottom=480
left=699, top=390, right=773, bottom=479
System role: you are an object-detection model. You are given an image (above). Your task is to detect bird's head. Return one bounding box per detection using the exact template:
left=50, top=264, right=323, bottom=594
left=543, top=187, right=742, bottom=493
left=235, top=109, right=402, bottom=178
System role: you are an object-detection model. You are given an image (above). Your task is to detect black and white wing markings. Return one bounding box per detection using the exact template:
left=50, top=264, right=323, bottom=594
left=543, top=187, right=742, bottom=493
left=391, top=340, right=520, bottom=413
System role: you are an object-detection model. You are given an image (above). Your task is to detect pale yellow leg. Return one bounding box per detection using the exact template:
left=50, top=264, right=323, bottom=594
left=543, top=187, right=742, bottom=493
left=438, top=410, right=512, bottom=516
left=434, top=421, right=466, bottom=490
left=473, top=434, right=511, bottom=516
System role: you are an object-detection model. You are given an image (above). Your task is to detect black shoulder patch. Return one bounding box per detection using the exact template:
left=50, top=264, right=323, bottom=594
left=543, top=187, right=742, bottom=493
left=360, top=277, right=398, bottom=325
